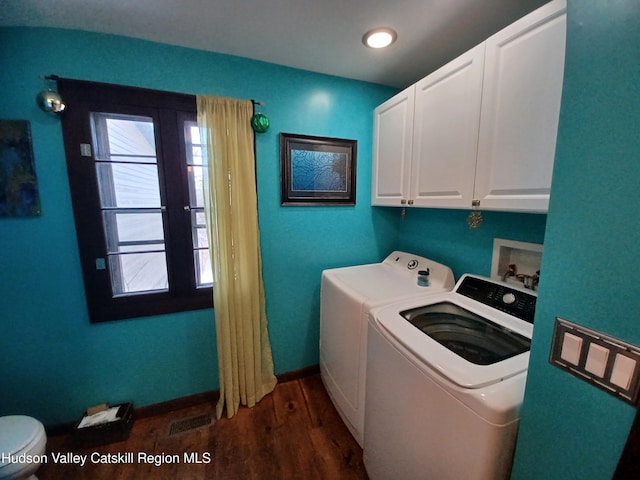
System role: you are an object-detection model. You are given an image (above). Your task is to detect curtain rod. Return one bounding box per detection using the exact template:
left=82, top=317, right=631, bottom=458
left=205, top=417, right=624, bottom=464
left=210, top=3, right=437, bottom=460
left=41, top=74, right=265, bottom=106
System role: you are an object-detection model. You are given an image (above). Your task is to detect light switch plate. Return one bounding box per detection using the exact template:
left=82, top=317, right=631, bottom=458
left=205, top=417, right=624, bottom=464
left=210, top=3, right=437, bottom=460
left=550, top=318, right=640, bottom=406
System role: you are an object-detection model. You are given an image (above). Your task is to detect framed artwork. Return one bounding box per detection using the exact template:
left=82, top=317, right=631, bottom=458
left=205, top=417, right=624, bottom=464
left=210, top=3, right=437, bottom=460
left=280, top=133, right=357, bottom=205
left=0, top=120, right=41, bottom=217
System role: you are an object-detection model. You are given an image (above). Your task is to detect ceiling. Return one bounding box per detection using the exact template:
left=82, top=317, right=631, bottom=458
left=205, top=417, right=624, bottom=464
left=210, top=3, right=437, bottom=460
left=0, top=0, right=550, bottom=88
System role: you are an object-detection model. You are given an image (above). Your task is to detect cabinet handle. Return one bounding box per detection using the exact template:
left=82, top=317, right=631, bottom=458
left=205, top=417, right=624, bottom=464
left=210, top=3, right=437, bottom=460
left=401, top=199, right=407, bottom=205
left=408, top=200, right=414, bottom=205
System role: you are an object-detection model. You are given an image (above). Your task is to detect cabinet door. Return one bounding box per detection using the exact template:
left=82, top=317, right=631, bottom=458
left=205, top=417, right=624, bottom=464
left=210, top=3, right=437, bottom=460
left=474, top=0, right=566, bottom=213
left=372, top=86, right=415, bottom=206
left=410, top=43, right=485, bottom=208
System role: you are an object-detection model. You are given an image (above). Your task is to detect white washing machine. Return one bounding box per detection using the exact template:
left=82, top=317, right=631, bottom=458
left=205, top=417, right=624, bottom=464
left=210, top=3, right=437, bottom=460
left=364, top=274, right=537, bottom=480
left=320, top=251, right=454, bottom=446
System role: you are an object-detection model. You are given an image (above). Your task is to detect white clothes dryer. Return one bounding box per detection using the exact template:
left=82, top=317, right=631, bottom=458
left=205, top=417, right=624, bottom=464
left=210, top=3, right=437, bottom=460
left=319, top=251, right=454, bottom=446
left=364, top=274, right=537, bottom=480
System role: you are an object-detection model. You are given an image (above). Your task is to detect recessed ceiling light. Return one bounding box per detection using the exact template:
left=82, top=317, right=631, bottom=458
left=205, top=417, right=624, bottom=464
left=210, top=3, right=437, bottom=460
left=363, top=28, right=397, bottom=49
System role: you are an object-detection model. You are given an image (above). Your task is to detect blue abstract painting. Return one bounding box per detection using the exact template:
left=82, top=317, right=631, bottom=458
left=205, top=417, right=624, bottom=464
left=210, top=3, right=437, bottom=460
left=291, top=149, right=347, bottom=192
left=0, top=120, right=41, bottom=217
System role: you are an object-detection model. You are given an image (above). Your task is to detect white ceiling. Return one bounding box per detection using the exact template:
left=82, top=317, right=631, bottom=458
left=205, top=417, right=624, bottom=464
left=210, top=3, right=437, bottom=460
left=0, top=0, right=550, bottom=88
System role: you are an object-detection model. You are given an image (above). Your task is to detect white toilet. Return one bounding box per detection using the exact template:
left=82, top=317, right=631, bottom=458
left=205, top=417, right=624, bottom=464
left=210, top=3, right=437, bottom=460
left=0, top=416, right=47, bottom=480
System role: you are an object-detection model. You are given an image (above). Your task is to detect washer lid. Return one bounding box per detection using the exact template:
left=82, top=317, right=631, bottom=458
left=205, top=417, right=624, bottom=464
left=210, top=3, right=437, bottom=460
left=325, top=258, right=454, bottom=305
left=0, top=416, right=44, bottom=458
left=329, top=264, right=436, bottom=301
left=374, top=295, right=531, bottom=389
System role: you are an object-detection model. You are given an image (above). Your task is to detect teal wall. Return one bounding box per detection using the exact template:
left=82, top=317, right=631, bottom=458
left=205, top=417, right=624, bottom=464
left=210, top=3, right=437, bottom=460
left=0, top=27, right=398, bottom=425
left=396, top=208, right=547, bottom=279
left=511, top=1, right=640, bottom=478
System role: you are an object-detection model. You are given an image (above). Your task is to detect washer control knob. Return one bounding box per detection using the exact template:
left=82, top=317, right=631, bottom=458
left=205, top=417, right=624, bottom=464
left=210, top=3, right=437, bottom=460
left=502, top=292, right=516, bottom=305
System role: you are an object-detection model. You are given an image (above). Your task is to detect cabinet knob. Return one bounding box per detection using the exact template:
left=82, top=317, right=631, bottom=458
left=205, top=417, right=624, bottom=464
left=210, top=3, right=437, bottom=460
left=401, top=199, right=407, bottom=205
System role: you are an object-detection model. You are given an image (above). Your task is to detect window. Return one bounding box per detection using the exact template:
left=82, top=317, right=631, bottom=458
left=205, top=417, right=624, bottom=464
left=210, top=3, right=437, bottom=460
left=58, top=80, right=212, bottom=322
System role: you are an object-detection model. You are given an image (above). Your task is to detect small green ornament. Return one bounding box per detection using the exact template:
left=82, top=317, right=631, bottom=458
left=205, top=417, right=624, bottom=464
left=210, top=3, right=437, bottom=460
left=251, top=113, right=270, bottom=133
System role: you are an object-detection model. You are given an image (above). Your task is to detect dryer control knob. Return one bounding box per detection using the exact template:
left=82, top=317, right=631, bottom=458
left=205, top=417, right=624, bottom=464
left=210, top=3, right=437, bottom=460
left=502, top=292, right=516, bottom=304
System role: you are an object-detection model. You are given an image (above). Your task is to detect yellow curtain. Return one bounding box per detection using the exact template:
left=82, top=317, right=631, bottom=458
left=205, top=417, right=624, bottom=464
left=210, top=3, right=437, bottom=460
left=197, top=95, right=277, bottom=419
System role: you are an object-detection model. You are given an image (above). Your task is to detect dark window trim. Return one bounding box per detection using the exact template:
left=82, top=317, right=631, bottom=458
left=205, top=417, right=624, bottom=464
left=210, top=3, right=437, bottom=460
left=58, top=79, right=213, bottom=322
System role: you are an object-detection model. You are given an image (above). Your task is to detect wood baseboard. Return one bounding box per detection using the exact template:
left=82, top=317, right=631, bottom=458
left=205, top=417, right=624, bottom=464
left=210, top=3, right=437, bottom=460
left=46, top=364, right=320, bottom=436
left=276, top=364, right=320, bottom=384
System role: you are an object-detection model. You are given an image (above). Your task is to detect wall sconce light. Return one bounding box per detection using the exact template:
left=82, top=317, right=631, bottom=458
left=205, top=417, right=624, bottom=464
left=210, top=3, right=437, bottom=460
left=36, top=75, right=65, bottom=115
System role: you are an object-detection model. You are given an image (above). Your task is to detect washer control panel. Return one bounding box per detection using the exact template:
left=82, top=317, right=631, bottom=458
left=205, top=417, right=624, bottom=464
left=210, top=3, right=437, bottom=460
left=382, top=251, right=455, bottom=291
left=456, top=275, right=537, bottom=324
left=384, top=251, right=437, bottom=273
left=385, top=251, right=428, bottom=271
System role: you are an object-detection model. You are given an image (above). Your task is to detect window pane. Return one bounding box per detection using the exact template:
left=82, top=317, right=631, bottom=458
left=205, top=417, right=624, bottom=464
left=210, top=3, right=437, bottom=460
left=191, top=210, right=209, bottom=249
left=188, top=165, right=205, bottom=208
left=109, top=252, right=168, bottom=295
left=186, top=124, right=204, bottom=165
left=106, top=117, right=157, bottom=157
left=92, top=113, right=158, bottom=163
left=191, top=146, right=203, bottom=165
left=102, top=211, right=164, bottom=253
left=96, top=162, right=162, bottom=208
left=195, top=249, right=213, bottom=287
left=193, top=225, right=208, bottom=249
left=190, top=124, right=202, bottom=145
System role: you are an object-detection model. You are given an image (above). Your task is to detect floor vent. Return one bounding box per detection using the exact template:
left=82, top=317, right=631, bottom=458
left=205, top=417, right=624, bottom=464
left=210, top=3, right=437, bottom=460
left=168, top=413, right=214, bottom=437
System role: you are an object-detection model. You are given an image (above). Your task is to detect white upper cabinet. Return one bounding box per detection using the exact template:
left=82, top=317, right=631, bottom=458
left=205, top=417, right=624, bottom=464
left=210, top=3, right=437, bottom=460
left=411, top=43, right=485, bottom=208
left=474, top=0, right=566, bottom=212
left=371, top=0, right=566, bottom=213
left=371, top=86, right=414, bottom=206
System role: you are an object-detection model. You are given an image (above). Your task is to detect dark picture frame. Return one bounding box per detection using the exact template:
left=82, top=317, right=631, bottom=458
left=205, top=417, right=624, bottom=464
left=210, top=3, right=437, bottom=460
left=280, top=133, right=357, bottom=205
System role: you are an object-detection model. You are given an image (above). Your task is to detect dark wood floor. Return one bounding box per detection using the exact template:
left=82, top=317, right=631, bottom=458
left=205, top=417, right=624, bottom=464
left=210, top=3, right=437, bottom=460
left=39, top=374, right=368, bottom=479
